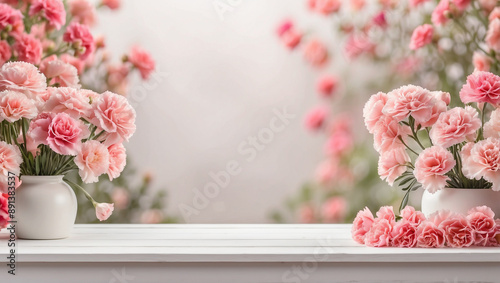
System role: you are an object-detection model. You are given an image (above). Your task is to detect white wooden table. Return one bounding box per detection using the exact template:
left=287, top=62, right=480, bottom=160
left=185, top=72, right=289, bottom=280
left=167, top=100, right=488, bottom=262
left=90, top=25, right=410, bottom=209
left=1, top=224, right=499, bottom=283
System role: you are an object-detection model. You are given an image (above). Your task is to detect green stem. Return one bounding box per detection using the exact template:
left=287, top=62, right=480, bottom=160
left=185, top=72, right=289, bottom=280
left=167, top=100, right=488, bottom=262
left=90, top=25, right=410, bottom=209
left=64, top=178, right=97, bottom=207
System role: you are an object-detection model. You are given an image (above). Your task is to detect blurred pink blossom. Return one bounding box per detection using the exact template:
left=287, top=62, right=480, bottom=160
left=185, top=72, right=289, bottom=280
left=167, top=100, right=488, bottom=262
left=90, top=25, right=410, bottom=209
left=29, top=0, right=66, bottom=30
left=63, top=22, right=94, bottom=59
left=316, top=75, right=338, bottom=97
left=128, top=46, right=155, bottom=80
left=13, top=33, right=43, bottom=64
left=303, top=39, right=328, bottom=67
left=102, top=0, right=120, bottom=10
left=410, top=24, right=433, bottom=50
left=0, top=41, right=11, bottom=66
left=322, top=197, right=347, bottom=223
left=69, top=0, right=96, bottom=26
left=432, top=0, right=450, bottom=26
left=304, top=106, right=328, bottom=131
left=486, top=18, right=500, bottom=52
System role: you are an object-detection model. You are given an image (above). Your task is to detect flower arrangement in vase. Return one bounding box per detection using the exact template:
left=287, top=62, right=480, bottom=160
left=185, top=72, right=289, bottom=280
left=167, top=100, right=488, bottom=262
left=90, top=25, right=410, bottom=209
left=364, top=70, right=500, bottom=216
left=0, top=0, right=158, bottom=238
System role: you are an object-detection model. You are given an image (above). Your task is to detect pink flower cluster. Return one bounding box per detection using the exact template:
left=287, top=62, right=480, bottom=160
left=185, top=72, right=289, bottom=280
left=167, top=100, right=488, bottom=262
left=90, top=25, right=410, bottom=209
left=352, top=205, right=500, bottom=248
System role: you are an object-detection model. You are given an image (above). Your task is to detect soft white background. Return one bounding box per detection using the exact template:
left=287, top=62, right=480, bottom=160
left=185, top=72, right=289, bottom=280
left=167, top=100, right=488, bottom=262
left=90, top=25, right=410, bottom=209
left=95, top=0, right=333, bottom=223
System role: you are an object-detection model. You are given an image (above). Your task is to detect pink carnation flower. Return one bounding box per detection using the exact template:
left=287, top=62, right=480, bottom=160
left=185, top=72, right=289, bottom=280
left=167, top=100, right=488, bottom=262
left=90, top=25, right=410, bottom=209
left=324, top=130, right=353, bottom=156
left=400, top=206, right=426, bottom=226
left=373, top=116, right=411, bottom=153
left=372, top=11, right=387, bottom=29
left=13, top=33, right=43, bottom=65
left=432, top=0, right=450, bottom=26
left=0, top=40, right=11, bottom=66
left=0, top=61, right=47, bottom=102
left=409, top=24, right=433, bottom=50
left=28, top=112, right=54, bottom=147
left=0, top=141, right=22, bottom=176
left=429, top=106, right=481, bottom=148
left=440, top=213, right=475, bottom=248
left=480, top=0, right=497, bottom=13
left=315, top=160, right=338, bottom=185
left=107, top=143, right=126, bottom=181
left=467, top=206, right=497, bottom=246
left=128, top=46, right=155, bottom=80
left=489, top=7, right=500, bottom=21
left=89, top=91, right=136, bottom=146
left=43, top=87, right=91, bottom=118
left=416, top=221, right=446, bottom=248
left=460, top=71, right=500, bottom=105
left=391, top=221, right=418, bottom=248
left=414, top=146, right=455, bottom=194
left=428, top=209, right=454, bottom=226
left=63, top=22, right=94, bottom=60
left=40, top=56, right=80, bottom=88
left=106, top=64, right=130, bottom=94
left=383, top=84, right=434, bottom=124
left=69, top=0, right=96, bottom=26
left=0, top=3, right=24, bottom=35
left=29, top=0, right=66, bottom=30
left=473, top=52, right=492, bottom=72
left=316, top=75, right=338, bottom=98
left=47, top=112, right=89, bottom=155
left=376, top=206, right=396, bottom=224
left=0, top=193, right=9, bottom=228
left=102, top=0, right=120, bottom=10
left=351, top=207, right=375, bottom=244
left=304, top=106, right=327, bottom=131
left=484, top=108, right=500, bottom=139
left=303, top=39, right=328, bottom=67
left=365, top=218, right=393, bottom=247
left=462, top=138, right=500, bottom=191
left=344, top=34, right=375, bottom=59
left=363, top=92, right=388, bottom=134
left=0, top=90, right=37, bottom=122
left=60, top=54, right=85, bottom=74
left=378, top=148, right=410, bottom=186
left=487, top=18, right=500, bottom=52
left=280, top=28, right=302, bottom=50
left=75, top=140, right=110, bottom=183
left=418, top=95, right=447, bottom=128
left=321, top=197, right=347, bottom=223
left=95, top=202, right=114, bottom=221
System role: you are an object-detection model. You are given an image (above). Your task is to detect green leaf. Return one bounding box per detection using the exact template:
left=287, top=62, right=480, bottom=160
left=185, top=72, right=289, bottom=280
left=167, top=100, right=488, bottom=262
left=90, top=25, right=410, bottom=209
left=399, top=189, right=411, bottom=213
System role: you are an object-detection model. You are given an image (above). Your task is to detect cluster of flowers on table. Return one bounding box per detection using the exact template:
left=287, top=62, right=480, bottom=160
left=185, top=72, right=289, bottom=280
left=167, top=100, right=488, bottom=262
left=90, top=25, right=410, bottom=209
left=0, top=0, right=173, bottom=227
left=352, top=205, right=500, bottom=248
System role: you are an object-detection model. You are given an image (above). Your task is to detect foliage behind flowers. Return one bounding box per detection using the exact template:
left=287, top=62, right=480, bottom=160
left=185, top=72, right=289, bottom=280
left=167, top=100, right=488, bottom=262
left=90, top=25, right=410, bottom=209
left=272, top=0, right=500, bottom=223
left=0, top=0, right=176, bottom=226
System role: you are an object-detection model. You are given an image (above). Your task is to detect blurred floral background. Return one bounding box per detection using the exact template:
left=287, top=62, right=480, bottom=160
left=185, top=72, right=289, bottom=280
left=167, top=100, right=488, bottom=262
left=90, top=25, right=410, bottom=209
left=2, top=0, right=495, bottom=223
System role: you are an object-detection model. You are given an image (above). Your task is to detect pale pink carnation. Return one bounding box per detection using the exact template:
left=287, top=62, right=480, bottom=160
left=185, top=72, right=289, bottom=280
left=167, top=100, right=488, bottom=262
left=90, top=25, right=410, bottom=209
left=75, top=140, right=110, bottom=183
left=0, top=40, right=11, bottom=66
left=304, top=106, right=327, bottom=131
left=410, top=24, right=434, bottom=50
left=0, top=175, right=20, bottom=194
left=13, top=33, right=42, bottom=64
left=484, top=108, right=500, bottom=138
left=344, top=34, right=375, bottom=59
left=378, top=148, right=410, bottom=186
left=364, top=218, right=393, bottom=247
left=316, top=75, right=338, bottom=97
left=414, top=146, right=455, bottom=194
left=428, top=209, right=454, bottom=226
left=376, top=206, right=396, bottom=224
left=0, top=62, right=47, bottom=102
left=95, top=202, right=114, bottom=221
left=416, top=221, right=446, bottom=248
left=39, top=56, right=80, bottom=88
left=0, top=90, right=37, bottom=122
left=432, top=90, right=451, bottom=105
left=101, top=0, right=120, bottom=10
left=63, top=22, right=94, bottom=60
left=69, top=0, right=96, bottom=26
left=480, top=0, right=497, bottom=13
left=0, top=141, right=22, bottom=176
left=462, top=138, right=500, bottom=191
left=429, top=106, right=481, bottom=148
left=432, top=0, right=450, bottom=26
left=373, top=116, right=411, bottom=153
left=383, top=85, right=434, bottom=124
left=351, top=207, right=375, bottom=244
left=473, top=52, right=492, bottom=72
left=128, top=46, right=155, bottom=80
left=43, top=87, right=91, bottom=118
left=467, top=206, right=497, bottom=246
left=418, top=97, right=447, bottom=128
left=89, top=91, right=136, bottom=146
left=324, top=130, right=353, bottom=156
left=281, top=28, right=302, bottom=49
left=440, top=213, right=475, bottom=248
left=391, top=221, right=418, bottom=248
left=487, top=19, right=500, bottom=52
left=400, top=206, right=426, bottom=226
left=29, top=0, right=66, bottom=30
left=303, top=39, right=328, bottom=67
left=28, top=112, right=54, bottom=146
left=106, top=64, right=129, bottom=95
left=321, top=197, right=347, bottom=223
left=460, top=71, right=500, bottom=104
left=60, top=54, right=85, bottom=75
left=107, top=143, right=126, bottom=181
left=47, top=112, right=89, bottom=155
left=79, top=89, right=99, bottom=102
left=363, top=92, right=388, bottom=134
left=0, top=3, right=24, bottom=35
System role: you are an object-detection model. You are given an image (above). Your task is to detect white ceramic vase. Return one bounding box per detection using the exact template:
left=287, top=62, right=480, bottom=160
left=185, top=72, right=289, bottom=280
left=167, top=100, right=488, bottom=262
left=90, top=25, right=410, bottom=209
left=421, top=187, right=500, bottom=217
left=16, top=175, right=77, bottom=240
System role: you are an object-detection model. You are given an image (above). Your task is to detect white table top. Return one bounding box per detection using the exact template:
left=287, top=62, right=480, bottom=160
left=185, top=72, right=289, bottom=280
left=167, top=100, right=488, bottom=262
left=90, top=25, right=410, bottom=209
left=1, top=224, right=499, bottom=263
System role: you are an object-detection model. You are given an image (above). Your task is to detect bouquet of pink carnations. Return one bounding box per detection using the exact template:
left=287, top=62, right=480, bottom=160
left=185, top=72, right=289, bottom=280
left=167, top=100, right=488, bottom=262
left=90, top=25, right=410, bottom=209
left=364, top=70, right=500, bottom=209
